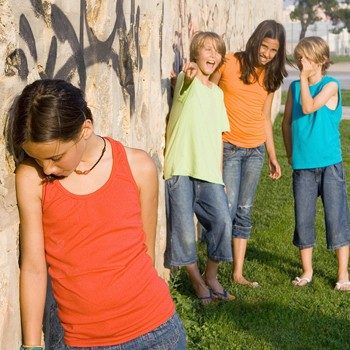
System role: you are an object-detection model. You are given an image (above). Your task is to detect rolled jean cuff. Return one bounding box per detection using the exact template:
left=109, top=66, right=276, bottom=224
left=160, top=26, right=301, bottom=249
left=232, top=224, right=251, bottom=239
left=327, top=240, right=350, bottom=250
left=208, top=255, right=233, bottom=262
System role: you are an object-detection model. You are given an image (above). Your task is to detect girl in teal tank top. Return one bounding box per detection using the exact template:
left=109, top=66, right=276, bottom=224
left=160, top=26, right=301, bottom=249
left=282, top=36, right=350, bottom=292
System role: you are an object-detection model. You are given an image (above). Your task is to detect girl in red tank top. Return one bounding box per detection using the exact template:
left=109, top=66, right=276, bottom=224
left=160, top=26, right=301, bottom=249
left=6, top=80, right=186, bottom=349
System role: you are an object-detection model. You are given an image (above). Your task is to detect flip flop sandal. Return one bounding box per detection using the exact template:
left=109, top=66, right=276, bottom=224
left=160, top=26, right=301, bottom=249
left=292, top=276, right=312, bottom=287
left=334, top=281, right=350, bottom=292
left=233, top=279, right=260, bottom=288
left=212, top=289, right=235, bottom=301
left=198, top=289, right=216, bottom=304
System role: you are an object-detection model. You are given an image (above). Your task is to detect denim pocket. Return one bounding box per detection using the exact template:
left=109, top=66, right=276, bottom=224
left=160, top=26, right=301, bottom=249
left=166, top=175, right=181, bottom=190
left=223, top=142, right=236, bottom=156
left=293, top=169, right=302, bottom=178
left=330, top=162, right=345, bottom=182
left=254, top=144, right=266, bottom=158
left=47, top=302, right=65, bottom=350
left=149, top=313, right=182, bottom=349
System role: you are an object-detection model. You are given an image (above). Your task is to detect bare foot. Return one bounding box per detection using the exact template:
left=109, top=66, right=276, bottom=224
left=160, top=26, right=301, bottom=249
left=232, top=275, right=260, bottom=288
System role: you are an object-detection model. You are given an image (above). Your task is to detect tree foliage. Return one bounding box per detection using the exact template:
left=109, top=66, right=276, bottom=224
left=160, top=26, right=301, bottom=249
left=290, top=0, right=339, bottom=39
left=331, top=1, right=350, bottom=33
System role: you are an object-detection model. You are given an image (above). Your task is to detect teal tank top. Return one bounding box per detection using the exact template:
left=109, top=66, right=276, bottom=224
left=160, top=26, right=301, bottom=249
left=291, top=76, right=342, bottom=170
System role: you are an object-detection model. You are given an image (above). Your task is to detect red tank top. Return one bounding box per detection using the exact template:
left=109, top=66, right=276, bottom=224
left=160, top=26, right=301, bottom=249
left=42, top=138, right=175, bottom=347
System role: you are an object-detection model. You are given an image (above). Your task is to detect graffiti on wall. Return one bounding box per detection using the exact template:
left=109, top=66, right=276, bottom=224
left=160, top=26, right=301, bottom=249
left=5, top=0, right=143, bottom=114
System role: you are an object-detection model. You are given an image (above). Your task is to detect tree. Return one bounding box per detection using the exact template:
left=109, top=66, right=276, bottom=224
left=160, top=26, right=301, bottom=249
left=330, top=1, right=350, bottom=33
left=290, top=0, right=339, bottom=39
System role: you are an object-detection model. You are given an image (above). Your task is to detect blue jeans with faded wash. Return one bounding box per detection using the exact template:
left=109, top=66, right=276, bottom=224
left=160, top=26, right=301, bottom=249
left=164, top=176, right=232, bottom=267
left=223, top=142, right=265, bottom=239
left=293, top=162, right=350, bottom=249
left=43, top=278, right=65, bottom=350
left=43, top=279, right=186, bottom=350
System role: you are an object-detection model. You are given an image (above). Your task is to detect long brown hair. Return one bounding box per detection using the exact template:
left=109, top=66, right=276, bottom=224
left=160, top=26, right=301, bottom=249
left=235, top=20, right=288, bottom=93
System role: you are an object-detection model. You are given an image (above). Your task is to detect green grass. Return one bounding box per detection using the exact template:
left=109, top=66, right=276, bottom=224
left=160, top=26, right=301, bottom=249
left=169, top=116, right=350, bottom=350
left=281, top=90, right=288, bottom=105
left=331, top=55, right=350, bottom=64
left=342, top=90, right=350, bottom=106
left=281, top=89, right=350, bottom=107
left=287, top=55, right=350, bottom=65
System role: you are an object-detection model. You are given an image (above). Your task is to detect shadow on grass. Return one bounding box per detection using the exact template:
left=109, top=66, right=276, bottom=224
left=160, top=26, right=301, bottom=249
left=172, top=288, right=350, bottom=349
left=246, top=245, right=337, bottom=288
left=201, top=299, right=350, bottom=349
left=246, top=245, right=297, bottom=278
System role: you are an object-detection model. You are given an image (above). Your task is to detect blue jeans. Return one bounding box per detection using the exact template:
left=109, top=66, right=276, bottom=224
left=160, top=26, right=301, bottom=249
left=43, top=277, right=65, bottom=350
left=164, top=176, right=232, bottom=267
left=293, top=162, right=350, bottom=249
left=43, top=281, right=186, bottom=349
left=223, top=142, right=265, bottom=239
left=65, top=313, right=186, bottom=349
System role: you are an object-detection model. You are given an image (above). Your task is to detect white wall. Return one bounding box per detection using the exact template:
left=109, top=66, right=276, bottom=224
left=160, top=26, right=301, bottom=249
left=0, top=0, right=283, bottom=346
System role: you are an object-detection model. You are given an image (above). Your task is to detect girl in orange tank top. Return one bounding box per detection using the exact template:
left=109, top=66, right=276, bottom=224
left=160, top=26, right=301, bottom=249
left=6, top=80, right=186, bottom=350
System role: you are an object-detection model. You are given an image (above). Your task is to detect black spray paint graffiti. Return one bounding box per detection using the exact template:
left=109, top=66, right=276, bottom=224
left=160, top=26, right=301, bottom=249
left=5, top=0, right=143, bottom=114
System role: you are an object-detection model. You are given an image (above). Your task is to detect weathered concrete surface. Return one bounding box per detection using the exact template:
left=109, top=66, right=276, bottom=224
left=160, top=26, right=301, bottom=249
left=0, top=0, right=283, bottom=346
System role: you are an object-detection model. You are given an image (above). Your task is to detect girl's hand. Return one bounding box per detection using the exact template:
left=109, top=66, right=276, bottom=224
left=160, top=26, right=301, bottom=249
left=300, top=57, right=318, bottom=79
left=183, top=62, right=198, bottom=83
left=170, top=70, right=177, bottom=90
left=268, top=158, right=281, bottom=180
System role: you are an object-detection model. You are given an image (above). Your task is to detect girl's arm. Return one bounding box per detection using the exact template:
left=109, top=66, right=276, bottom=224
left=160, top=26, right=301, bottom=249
left=300, top=58, right=338, bottom=114
left=263, top=92, right=281, bottom=180
left=282, top=87, right=293, bottom=165
left=210, top=69, right=222, bottom=85
left=126, top=148, right=158, bottom=264
left=16, top=163, right=47, bottom=346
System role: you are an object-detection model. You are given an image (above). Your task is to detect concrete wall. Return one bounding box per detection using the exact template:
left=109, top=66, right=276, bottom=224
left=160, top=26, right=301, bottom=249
left=0, top=0, right=282, bottom=346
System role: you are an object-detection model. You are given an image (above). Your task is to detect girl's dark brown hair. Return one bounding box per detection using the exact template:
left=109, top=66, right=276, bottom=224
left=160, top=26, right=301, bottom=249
left=5, top=79, right=93, bottom=164
left=235, top=20, right=288, bottom=93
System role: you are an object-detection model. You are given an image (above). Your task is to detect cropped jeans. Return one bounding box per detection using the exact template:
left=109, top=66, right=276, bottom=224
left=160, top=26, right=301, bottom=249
left=223, top=142, right=265, bottom=239
left=164, top=176, right=232, bottom=267
left=293, top=162, right=350, bottom=249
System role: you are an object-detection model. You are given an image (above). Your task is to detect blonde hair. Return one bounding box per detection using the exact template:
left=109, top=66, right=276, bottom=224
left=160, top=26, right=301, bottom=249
left=189, top=31, right=226, bottom=65
left=294, top=36, right=331, bottom=74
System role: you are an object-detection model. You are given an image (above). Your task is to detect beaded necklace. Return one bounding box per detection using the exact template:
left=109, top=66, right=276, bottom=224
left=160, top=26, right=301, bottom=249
left=74, top=136, right=106, bottom=175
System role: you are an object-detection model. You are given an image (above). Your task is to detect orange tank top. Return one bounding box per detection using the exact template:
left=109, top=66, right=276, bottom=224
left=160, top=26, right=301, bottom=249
left=42, top=138, right=175, bottom=347
left=219, top=53, right=268, bottom=148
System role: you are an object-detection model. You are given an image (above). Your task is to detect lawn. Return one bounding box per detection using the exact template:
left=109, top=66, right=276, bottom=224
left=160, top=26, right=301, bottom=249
left=169, top=116, right=350, bottom=350
left=342, top=90, right=350, bottom=106
left=281, top=89, right=350, bottom=107
left=287, top=55, right=350, bottom=65
left=331, top=55, right=350, bottom=64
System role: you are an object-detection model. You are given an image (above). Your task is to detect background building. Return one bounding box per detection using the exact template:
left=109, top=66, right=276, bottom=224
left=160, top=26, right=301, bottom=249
left=283, top=2, right=350, bottom=55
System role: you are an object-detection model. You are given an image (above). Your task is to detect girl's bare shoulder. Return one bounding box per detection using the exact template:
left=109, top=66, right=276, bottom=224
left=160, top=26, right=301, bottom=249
left=124, top=147, right=157, bottom=187
left=15, top=159, right=45, bottom=197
